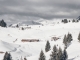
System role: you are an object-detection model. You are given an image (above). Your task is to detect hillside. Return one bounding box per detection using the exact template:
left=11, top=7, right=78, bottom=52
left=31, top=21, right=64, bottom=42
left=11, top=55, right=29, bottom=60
left=0, top=20, right=80, bottom=60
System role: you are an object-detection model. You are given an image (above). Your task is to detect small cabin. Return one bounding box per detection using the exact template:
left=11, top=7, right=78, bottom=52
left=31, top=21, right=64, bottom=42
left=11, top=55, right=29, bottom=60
left=21, top=39, right=39, bottom=42
left=0, top=51, right=4, bottom=54
left=51, top=37, right=60, bottom=41
left=26, top=27, right=31, bottom=29
left=19, top=26, right=31, bottom=30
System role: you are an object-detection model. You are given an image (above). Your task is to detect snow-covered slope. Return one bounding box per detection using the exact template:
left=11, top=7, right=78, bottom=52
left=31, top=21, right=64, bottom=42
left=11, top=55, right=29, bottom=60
left=0, top=20, right=80, bottom=60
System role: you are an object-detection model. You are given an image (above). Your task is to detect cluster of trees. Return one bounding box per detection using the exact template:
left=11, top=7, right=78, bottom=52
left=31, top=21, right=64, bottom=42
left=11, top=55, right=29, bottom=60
left=63, top=32, right=80, bottom=48
left=62, top=19, right=68, bottom=23
left=39, top=45, right=68, bottom=60
left=63, top=33, right=73, bottom=49
left=3, top=52, right=27, bottom=60
left=50, top=45, right=68, bottom=60
left=39, top=41, right=68, bottom=60
left=62, top=19, right=79, bottom=23
left=72, top=19, right=79, bottom=23
left=0, top=19, right=7, bottom=27
left=3, top=52, right=12, bottom=60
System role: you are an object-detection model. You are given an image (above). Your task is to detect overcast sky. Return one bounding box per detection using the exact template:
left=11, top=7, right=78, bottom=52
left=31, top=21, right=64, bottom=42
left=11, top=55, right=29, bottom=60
left=0, top=0, right=80, bottom=23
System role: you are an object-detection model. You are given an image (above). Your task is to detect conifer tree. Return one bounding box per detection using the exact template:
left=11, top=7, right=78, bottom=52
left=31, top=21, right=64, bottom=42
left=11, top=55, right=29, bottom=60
left=61, top=20, right=64, bottom=22
left=69, top=20, right=70, bottom=22
left=63, top=19, right=68, bottom=23
left=3, top=52, right=12, bottom=60
left=24, top=57, right=27, bottom=60
left=72, top=19, right=75, bottom=22
left=58, top=47, right=63, bottom=60
left=0, top=19, right=7, bottom=27
left=7, top=53, right=12, bottom=60
left=63, top=35, right=67, bottom=46
left=3, top=52, right=8, bottom=60
left=63, top=33, right=73, bottom=49
left=77, top=20, right=79, bottom=22
left=50, top=45, right=58, bottom=60
left=63, top=35, right=68, bottom=48
left=78, top=33, right=80, bottom=42
left=53, top=45, right=58, bottom=52
left=62, top=49, right=68, bottom=60
left=67, top=33, right=73, bottom=43
left=16, top=24, right=19, bottom=28
left=50, top=51, right=57, bottom=60
left=45, top=40, right=51, bottom=52
left=39, top=50, right=45, bottom=60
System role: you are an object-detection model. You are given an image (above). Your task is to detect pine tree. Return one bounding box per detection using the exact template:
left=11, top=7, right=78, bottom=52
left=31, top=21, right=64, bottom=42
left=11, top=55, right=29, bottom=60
left=62, top=49, right=68, bottom=60
left=24, top=57, right=27, bottom=60
left=67, top=33, right=73, bottom=43
left=16, top=24, right=19, bottom=28
left=57, top=47, right=63, bottom=60
left=3, top=52, right=8, bottom=60
left=69, top=20, right=70, bottom=22
left=22, top=27, right=24, bottom=30
left=7, top=53, right=12, bottom=60
left=50, top=45, right=58, bottom=60
left=72, top=19, right=75, bottom=22
left=63, top=35, right=67, bottom=46
left=76, top=20, right=79, bottom=22
left=63, top=35, right=67, bottom=48
left=63, top=19, right=68, bottom=23
left=0, top=19, right=7, bottom=27
left=61, top=20, right=64, bottom=22
left=63, top=33, right=73, bottom=49
left=39, top=50, right=45, bottom=60
left=50, top=51, right=57, bottom=60
left=3, top=52, right=12, bottom=60
left=78, top=33, right=80, bottom=42
left=53, top=45, right=58, bottom=52
left=45, top=40, right=51, bottom=52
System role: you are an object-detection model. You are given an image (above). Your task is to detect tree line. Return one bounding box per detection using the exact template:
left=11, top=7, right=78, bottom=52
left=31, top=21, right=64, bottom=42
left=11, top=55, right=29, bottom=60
left=3, top=52, right=27, bottom=60
left=39, top=41, right=68, bottom=60
left=61, top=19, right=79, bottom=23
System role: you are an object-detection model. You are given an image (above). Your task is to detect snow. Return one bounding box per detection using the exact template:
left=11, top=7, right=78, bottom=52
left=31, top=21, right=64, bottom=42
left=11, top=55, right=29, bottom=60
left=0, top=20, right=80, bottom=60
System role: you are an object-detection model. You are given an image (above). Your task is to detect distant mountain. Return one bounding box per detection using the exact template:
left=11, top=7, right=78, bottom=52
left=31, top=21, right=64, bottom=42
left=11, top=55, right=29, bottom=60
left=9, top=20, right=41, bottom=27
left=77, top=16, right=80, bottom=20
left=20, top=21, right=41, bottom=25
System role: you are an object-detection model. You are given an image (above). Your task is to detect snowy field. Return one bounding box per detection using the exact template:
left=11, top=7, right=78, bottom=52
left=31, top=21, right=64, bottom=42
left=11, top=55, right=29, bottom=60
left=0, top=20, right=80, bottom=60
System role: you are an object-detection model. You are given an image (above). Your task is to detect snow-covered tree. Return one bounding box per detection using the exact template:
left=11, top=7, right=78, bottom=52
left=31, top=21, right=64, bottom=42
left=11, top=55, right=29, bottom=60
left=62, top=49, right=68, bottom=60
left=57, top=47, right=63, bottom=60
left=78, top=33, right=80, bottom=42
left=63, top=33, right=73, bottom=49
left=45, top=40, right=51, bottom=52
left=3, top=52, right=12, bottom=60
left=63, top=35, right=67, bottom=46
left=72, top=19, right=75, bottom=22
left=0, top=19, right=7, bottom=27
left=39, top=50, right=45, bottom=60
left=24, top=57, right=27, bottom=60
left=67, top=33, right=73, bottom=43
left=50, top=45, right=58, bottom=60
